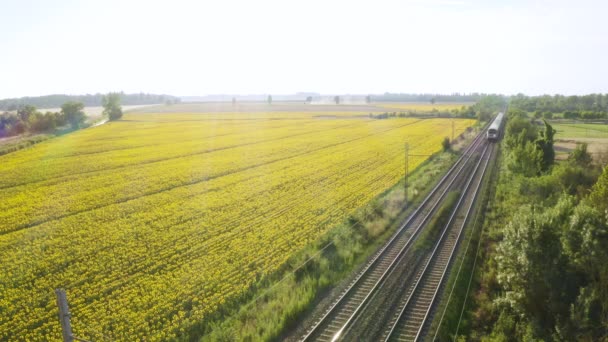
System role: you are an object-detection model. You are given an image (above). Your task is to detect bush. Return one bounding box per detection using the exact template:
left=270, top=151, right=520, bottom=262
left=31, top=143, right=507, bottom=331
left=103, top=92, right=123, bottom=121
left=61, top=101, right=86, bottom=129
left=442, top=137, right=451, bottom=151
left=414, top=191, right=460, bottom=252
left=568, top=143, right=592, bottom=167
left=564, top=111, right=580, bottom=119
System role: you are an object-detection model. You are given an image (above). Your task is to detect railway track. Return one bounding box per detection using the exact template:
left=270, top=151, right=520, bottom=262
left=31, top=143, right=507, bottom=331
left=382, top=142, right=494, bottom=342
left=299, top=127, right=489, bottom=342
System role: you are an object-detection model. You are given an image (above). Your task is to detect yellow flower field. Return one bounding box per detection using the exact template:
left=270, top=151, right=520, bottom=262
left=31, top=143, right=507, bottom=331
left=0, top=112, right=474, bottom=340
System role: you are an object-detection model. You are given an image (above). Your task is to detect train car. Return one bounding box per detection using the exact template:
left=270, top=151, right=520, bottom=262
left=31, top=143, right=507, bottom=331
left=487, top=112, right=505, bottom=141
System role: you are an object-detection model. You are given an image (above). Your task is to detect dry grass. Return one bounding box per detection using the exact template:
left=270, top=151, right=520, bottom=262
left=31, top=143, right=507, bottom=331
left=554, top=138, right=608, bottom=164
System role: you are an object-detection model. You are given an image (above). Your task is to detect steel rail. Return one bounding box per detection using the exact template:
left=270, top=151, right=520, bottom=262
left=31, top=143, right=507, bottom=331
left=383, top=142, right=494, bottom=342
left=300, top=126, right=488, bottom=342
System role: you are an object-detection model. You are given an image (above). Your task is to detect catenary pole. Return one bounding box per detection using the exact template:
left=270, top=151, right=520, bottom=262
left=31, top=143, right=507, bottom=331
left=56, top=289, right=73, bottom=342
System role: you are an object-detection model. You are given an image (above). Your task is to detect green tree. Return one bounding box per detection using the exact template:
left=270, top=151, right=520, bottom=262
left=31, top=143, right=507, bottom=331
left=552, top=163, right=598, bottom=197
left=442, top=137, right=451, bottom=151
left=28, top=112, right=56, bottom=132
left=11, top=120, right=27, bottom=135
left=508, top=108, right=528, bottom=119
left=471, top=95, right=507, bottom=121
left=568, top=143, right=592, bottom=167
left=17, top=105, right=37, bottom=122
left=102, top=92, right=123, bottom=121
left=506, top=131, right=544, bottom=177
left=495, top=202, right=575, bottom=339
left=504, top=118, right=537, bottom=148
left=61, top=101, right=86, bottom=129
left=587, top=165, right=608, bottom=213
left=536, top=120, right=555, bottom=171
left=562, top=204, right=607, bottom=274
left=561, top=202, right=608, bottom=339
left=477, top=110, right=491, bottom=122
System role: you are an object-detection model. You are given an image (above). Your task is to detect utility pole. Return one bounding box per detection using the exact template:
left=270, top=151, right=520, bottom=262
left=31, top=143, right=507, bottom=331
left=56, top=289, right=73, bottom=342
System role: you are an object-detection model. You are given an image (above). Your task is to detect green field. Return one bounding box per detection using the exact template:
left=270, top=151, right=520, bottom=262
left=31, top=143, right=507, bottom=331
left=553, top=123, right=608, bottom=139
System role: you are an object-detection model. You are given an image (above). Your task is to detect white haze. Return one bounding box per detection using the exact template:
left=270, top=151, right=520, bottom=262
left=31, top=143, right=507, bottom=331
left=0, top=0, right=607, bottom=98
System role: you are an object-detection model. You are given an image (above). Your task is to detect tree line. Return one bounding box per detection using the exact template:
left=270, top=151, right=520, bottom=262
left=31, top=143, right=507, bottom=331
left=0, top=93, right=124, bottom=138
left=511, top=93, right=608, bottom=120
left=367, top=95, right=506, bottom=121
left=372, top=92, right=493, bottom=103
left=0, top=92, right=179, bottom=111
left=465, top=109, right=608, bottom=341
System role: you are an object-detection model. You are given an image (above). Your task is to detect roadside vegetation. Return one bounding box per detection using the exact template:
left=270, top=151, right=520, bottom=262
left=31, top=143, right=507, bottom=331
left=0, top=93, right=124, bottom=154
left=0, top=104, right=78, bottom=137
left=0, top=134, right=54, bottom=156
left=413, top=191, right=460, bottom=253
left=458, top=105, right=608, bottom=341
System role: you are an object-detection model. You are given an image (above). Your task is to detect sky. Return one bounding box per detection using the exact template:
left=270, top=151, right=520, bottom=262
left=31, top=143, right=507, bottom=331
left=1, top=0, right=607, bottom=98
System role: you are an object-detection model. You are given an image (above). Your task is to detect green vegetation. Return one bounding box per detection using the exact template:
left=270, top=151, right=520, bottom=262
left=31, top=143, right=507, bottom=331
left=442, top=137, right=451, bottom=151
left=470, top=95, right=507, bottom=122
left=460, top=107, right=608, bottom=341
left=372, top=93, right=494, bottom=103
left=1, top=92, right=127, bottom=155
left=569, top=143, right=593, bottom=166
left=414, top=191, right=460, bottom=252
left=0, top=92, right=179, bottom=111
left=102, top=92, right=123, bottom=121
left=372, top=95, right=505, bottom=120
left=61, top=101, right=87, bottom=129
left=0, top=103, right=80, bottom=137
left=553, top=123, right=608, bottom=139
left=510, top=93, right=608, bottom=119
left=0, top=134, right=54, bottom=156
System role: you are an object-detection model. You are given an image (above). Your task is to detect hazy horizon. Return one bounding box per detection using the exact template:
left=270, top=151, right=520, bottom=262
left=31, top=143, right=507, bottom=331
left=2, top=0, right=607, bottom=98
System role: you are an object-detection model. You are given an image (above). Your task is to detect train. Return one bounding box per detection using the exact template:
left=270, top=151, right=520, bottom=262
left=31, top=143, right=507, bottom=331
left=487, top=112, right=505, bottom=141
